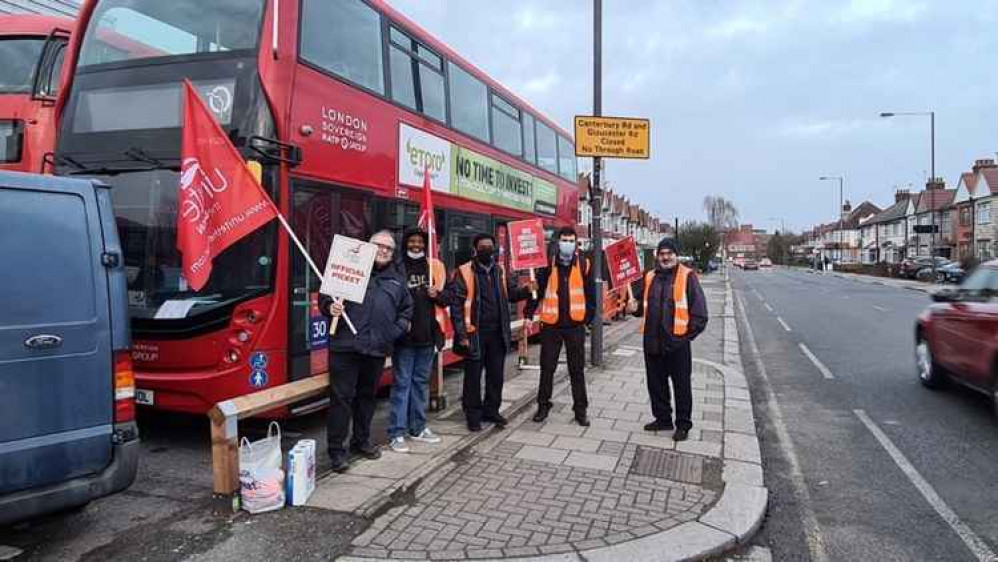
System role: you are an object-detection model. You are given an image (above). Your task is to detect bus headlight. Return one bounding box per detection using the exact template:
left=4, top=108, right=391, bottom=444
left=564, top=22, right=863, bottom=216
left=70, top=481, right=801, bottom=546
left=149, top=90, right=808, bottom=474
left=225, top=349, right=240, bottom=364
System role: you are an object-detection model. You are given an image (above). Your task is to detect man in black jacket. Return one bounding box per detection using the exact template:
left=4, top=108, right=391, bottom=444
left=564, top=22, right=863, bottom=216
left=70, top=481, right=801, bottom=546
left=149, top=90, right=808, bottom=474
left=449, top=233, right=535, bottom=431
left=524, top=227, right=596, bottom=426
left=320, top=230, right=413, bottom=472
left=627, top=238, right=708, bottom=441
left=387, top=227, right=455, bottom=453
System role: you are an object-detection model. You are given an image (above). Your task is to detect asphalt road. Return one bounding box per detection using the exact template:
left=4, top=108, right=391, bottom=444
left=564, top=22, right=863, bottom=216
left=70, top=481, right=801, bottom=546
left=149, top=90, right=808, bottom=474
left=732, top=267, right=998, bottom=562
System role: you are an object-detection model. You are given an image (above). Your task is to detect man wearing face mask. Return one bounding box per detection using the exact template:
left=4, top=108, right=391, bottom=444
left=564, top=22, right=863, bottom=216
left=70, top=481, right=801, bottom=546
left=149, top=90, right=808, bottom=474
left=387, top=227, right=454, bottom=453
left=320, top=230, right=413, bottom=472
left=449, top=233, right=537, bottom=432
left=524, top=227, right=596, bottom=425
left=626, top=238, right=708, bottom=441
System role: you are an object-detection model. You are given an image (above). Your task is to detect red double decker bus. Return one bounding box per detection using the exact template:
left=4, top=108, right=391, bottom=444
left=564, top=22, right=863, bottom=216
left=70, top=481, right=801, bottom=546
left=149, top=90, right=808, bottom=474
left=0, top=15, right=72, bottom=173
left=55, top=0, right=581, bottom=415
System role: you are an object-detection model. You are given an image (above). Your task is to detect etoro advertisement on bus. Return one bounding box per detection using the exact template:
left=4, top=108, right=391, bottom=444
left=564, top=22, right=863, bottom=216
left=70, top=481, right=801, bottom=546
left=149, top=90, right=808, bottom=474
left=398, top=123, right=557, bottom=216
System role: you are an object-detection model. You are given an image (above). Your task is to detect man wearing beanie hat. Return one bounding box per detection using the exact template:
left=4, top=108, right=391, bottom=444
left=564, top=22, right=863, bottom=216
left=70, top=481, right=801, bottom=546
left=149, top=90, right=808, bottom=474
left=626, top=237, right=708, bottom=441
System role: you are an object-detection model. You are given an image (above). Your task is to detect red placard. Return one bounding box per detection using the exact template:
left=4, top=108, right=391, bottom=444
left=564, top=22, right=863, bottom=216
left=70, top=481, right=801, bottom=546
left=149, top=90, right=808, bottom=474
left=507, top=219, right=548, bottom=271
left=605, top=236, right=642, bottom=288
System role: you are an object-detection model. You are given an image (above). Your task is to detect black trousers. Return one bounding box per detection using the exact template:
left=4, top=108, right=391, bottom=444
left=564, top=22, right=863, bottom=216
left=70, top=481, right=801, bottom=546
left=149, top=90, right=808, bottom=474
left=644, top=342, right=693, bottom=430
left=462, top=330, right=506, bottom=424
left=327, top=351, right=386, bottom=461
left=537, top=325, right=588, bottom=414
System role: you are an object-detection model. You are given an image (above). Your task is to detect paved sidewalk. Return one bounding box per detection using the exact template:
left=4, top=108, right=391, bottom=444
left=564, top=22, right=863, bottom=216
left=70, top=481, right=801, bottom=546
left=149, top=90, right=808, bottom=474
left=326, top=274, right=766, bottom=562
left=804, top=268, right=933, bottom=293
left=304, top=320, right=638, bottom=517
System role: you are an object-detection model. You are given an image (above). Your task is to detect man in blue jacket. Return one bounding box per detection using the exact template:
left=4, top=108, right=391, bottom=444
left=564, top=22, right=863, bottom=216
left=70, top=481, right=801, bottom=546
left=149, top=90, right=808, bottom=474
left=320, top=230, right=413, bottom=472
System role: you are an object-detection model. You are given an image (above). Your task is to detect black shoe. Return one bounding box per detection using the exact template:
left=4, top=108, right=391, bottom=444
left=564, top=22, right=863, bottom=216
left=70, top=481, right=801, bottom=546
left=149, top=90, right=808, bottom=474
left=574, top=414, right=590, bottom=427
left=330, top=456, right=350, bottom=473
left=532, top=406, right=551, bottom=423
left=350, top=443, right=382, bottom=460
left=673, top=428, right=690, bottom=442
left=467, top=422, right=483, bottom=432
left=483, top=414, right=508, bottom=428
left=644, top=420, right=675, bottom=432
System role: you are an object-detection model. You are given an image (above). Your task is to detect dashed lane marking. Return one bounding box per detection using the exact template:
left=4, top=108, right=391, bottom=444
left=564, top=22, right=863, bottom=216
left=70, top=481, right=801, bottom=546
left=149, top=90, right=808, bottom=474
left=799, top=343, right=835, bottom=380
left=777, top=317, right=792, bottom=332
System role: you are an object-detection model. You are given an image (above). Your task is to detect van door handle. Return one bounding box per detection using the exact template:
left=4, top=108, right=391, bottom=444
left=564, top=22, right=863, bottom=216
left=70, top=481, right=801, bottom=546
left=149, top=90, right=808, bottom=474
left=24, top=334, right=63, bottom=350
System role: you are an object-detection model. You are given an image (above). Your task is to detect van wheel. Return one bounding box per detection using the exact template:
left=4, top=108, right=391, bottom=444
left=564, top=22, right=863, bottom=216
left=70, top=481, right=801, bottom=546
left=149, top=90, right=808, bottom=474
left=915, top=338, right=945, bottom=389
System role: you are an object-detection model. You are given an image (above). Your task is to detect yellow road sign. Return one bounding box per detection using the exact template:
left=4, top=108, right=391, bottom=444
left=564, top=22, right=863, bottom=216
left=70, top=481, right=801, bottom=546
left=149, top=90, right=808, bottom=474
left=574, top=116, right=650, bottom=159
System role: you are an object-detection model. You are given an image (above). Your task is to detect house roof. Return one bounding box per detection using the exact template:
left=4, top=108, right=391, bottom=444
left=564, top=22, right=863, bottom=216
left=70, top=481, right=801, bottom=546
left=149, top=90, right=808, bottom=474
left=842, top=201, right=882, bottom=229
left=980, top=168, right=998, bottom=196
left=867, top=199, right=910, bottom=224
left=915, top=189, right=956, bottom=213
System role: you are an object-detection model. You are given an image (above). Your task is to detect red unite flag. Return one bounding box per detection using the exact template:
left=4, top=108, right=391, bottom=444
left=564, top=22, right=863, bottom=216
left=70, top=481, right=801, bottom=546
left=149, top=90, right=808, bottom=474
left=177, top=80, right=277, bottom=291
left=417, top=166, right=437, bottom=266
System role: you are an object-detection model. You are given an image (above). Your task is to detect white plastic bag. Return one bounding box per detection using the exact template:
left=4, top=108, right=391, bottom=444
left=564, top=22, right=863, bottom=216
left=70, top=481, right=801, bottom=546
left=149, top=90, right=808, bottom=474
left=286, top=439, right=316, bottom=506
left=239, top=421, right=285, bottom=514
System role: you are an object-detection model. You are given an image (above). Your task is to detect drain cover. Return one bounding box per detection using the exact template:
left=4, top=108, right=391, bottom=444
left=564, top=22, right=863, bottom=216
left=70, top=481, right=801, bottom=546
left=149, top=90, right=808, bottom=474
left=629, top=446, right=723, bottom=488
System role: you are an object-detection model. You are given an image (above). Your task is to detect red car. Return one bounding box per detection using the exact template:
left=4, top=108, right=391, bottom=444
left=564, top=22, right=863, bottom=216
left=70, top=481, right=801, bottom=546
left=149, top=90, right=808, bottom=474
left=915, top=260, right=998, bottom=415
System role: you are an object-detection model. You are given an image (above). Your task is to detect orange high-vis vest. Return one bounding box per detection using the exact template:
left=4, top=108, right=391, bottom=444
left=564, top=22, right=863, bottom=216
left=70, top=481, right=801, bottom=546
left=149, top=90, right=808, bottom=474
left=638, top=265, right=691, bottom=336
left=429, top=258, right=447, bottom=330
left=539, top=255, right=587, bottom=325
left=457, top=261, right=508, bottom=334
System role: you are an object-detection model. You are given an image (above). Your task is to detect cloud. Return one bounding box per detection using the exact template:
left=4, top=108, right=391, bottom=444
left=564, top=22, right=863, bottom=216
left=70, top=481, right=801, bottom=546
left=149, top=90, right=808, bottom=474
left=519, top=72, right=561, bottom=96
left=769, top=118, right=873, bottom=139
left=705, top=17, right=768, bottom=39
left=838, top=0, right=928, bottom=24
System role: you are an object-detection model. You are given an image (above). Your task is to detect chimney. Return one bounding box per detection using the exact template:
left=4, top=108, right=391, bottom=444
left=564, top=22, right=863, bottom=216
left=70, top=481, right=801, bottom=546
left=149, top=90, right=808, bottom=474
left=841, top=200, right=852, bottom=221
left=926, top=178, right=945, bottom=191
left=895, top=188, right=910, bottom=203
left=972, top=159, right=996, bottom=174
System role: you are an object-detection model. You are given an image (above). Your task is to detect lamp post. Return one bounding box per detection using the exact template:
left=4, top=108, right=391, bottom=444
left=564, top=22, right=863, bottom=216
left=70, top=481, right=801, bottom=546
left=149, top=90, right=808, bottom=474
left=880, top=110, right=936, bottom=277
left=819, top=176, right=844, bottom=266
left=589, top=0, right=604, bottom=367
left=768, top=217, right=786, bottom=264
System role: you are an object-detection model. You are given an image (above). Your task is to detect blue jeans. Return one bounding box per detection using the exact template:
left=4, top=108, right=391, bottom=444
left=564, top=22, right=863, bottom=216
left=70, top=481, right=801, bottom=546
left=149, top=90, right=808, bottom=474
left=389, top=345, right=436, bottom=439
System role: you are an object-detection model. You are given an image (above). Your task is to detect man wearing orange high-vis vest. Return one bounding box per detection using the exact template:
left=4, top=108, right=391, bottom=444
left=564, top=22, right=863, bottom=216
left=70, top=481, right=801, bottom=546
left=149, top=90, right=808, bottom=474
left=524, top=227, right=596, bottom=426
left=626, top=238, right=708, bottom=442
left=449, top=233, right=535, bottom=432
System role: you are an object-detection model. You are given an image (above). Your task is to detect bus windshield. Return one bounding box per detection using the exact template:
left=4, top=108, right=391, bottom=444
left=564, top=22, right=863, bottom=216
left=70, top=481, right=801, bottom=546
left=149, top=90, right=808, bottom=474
left=78, top=0, right=265, bottom=68
left=94, top=169, right=276, bottom=320
left=0, top=37, right=45, bottom=94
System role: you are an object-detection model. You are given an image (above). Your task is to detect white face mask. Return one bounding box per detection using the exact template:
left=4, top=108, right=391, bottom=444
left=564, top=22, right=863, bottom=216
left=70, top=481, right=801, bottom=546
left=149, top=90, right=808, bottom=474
left=407, top=250, right=425, bottom=260
left=558, top=241, right=575, bottom=258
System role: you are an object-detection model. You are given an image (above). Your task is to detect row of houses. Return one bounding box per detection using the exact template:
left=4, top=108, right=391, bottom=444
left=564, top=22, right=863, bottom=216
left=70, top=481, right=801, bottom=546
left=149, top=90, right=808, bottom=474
left=802, top=159, right=998, bottom=264
left=576, top=175, right=670, bottom=253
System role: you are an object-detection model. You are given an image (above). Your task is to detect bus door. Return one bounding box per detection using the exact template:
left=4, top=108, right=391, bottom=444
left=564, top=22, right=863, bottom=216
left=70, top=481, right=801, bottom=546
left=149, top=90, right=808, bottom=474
left=288, top=181, right=372, bottom=382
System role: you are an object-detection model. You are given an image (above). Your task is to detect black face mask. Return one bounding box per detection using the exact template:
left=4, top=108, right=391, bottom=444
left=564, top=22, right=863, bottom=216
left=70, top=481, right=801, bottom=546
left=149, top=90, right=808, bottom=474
left=476, top=248, right=494, bottom=264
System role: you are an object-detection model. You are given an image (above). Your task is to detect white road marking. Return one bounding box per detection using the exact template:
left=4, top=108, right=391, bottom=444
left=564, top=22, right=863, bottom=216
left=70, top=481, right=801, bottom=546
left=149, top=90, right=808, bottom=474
left=854, top=410, right=998, bottom=562
left=777, top=316, right=793, bottom=332
left=736, top=293, right=828, bottom=562
left=799, top=343, right=835, bottom=380
left=764, top=302, right=774, bottom=312
left=873, top=305, right=889, bottom=312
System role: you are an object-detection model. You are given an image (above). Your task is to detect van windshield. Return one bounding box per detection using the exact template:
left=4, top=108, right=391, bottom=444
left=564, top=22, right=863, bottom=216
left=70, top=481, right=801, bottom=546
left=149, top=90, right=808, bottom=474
left=91, top=169, right=276, bottom=320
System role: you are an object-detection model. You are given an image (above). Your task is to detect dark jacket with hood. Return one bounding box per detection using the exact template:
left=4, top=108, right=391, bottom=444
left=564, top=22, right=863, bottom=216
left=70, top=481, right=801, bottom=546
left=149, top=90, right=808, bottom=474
left=319, top=259, right=413, bottom=358
left=397, top=226, right=458, bottom=350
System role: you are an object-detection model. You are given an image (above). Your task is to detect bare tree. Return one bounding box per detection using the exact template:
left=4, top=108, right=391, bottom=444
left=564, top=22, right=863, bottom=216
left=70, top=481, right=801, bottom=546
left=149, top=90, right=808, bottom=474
left=703, top=196, right=740, bottom=232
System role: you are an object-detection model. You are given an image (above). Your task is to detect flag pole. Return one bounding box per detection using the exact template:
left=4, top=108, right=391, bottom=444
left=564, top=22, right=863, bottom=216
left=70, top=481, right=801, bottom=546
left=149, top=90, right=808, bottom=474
left=249, top=161, right=356, bottom=335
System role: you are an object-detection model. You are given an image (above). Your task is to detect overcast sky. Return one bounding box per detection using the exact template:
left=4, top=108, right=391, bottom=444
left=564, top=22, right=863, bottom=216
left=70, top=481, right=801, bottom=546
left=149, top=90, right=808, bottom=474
left=387, top=0, right=998, bottom=233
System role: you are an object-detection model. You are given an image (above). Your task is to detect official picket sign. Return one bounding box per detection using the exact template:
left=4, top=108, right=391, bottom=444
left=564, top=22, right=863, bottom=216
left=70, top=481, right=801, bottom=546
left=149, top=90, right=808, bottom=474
left=574, top=116, right=650, bottom=159
left=319, top=235, right=377, bottom=303
left=605, top=236, right=642, bottom=288
left=507, top=218, right=548, bottom=271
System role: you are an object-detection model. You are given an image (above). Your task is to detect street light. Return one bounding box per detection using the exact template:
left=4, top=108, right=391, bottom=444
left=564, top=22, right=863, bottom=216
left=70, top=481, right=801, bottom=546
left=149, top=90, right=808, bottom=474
left=819, top=176, right=844, bottom=266
left=880, top=110, right=936, bottom=277
left=768, top=217, right=787, bottom=265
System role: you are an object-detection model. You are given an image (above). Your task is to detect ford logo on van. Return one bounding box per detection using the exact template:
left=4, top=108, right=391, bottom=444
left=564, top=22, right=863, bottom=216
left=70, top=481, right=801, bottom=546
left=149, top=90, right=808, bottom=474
left=23, top=334, right=63, bottom=350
